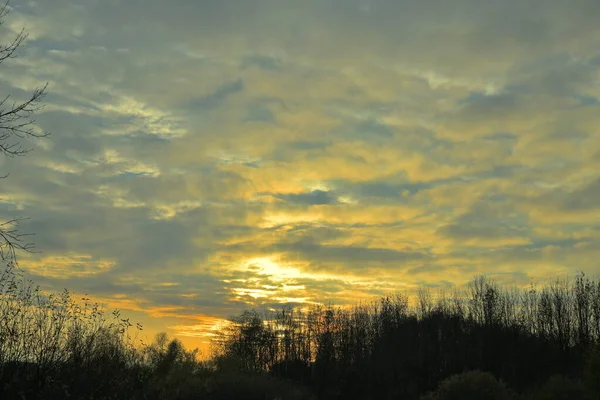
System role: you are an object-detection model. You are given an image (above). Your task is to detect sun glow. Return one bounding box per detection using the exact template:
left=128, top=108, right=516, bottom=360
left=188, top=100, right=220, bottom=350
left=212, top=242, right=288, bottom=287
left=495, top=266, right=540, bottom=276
left=243, top=256, right=306, bottom=282
left=223, top=255, right=383, bottom=306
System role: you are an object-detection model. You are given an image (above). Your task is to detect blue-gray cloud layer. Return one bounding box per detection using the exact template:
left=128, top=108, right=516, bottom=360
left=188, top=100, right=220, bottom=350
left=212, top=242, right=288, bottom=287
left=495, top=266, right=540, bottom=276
left=1, top=0, right=599, bottom=342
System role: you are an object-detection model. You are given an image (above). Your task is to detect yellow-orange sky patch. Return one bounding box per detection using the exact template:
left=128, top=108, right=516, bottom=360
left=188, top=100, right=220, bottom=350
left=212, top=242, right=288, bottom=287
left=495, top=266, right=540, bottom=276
left=2, top=0, right=599, bottom=355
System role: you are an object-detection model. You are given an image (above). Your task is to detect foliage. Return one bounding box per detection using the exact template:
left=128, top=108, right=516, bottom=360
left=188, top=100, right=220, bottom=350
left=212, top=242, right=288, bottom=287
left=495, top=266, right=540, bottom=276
left=520, top=375, right=592, bottom=400
left=141, top=333, right=208, bottom=400
left=2, top=261, right=600, bottom=399
left=421, top=370, right=514, bottom=400
left=216, top=274, right=600, bottom=399
left=2, top=0, right=597, bottom=399
left=583, top=344, right=600, bottom=398
left=0, top=260, right=316, bottom=399
left=0, top=262, right=143, bottom=399
left=203, top=370, right=315, bottom=400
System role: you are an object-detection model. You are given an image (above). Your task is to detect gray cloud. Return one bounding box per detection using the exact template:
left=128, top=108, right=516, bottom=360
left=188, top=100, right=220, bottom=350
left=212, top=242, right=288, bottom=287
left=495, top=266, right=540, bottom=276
left=437, top=201, right=530, bottom=242
left=1, top=0, right=599, bottom=347
left=272, top=240, right=429, bottom=267
left=186, top=79, right=244, bottom=111
left=274, top=190, right=338, bottom=205
left=560, top=177, right=600, bottom=211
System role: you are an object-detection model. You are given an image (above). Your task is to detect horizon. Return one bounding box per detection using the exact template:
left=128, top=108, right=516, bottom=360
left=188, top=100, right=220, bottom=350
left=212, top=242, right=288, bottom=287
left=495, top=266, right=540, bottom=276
left=1, top=0, right=600, bottom=354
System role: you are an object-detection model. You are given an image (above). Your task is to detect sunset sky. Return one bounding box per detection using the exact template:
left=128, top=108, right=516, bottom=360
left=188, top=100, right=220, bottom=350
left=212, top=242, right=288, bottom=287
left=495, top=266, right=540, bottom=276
left=1, top=0, right=600, bottom=354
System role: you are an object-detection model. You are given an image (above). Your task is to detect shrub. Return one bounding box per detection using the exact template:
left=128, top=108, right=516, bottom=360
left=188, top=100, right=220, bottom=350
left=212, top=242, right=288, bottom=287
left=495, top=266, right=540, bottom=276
left=203, top=372, right=315, bottom=400
left=584, top=345, right=600, bottom=397
left=422, top=370, right=514, bottom=400
left=521, top=375, right=591, bottom=400
left=0, top=262, right=143, bottom=399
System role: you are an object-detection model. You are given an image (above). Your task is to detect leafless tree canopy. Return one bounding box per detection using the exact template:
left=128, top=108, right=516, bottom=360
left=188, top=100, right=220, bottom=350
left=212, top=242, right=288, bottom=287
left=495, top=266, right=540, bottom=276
left=0, top=0, right=49, bottom=262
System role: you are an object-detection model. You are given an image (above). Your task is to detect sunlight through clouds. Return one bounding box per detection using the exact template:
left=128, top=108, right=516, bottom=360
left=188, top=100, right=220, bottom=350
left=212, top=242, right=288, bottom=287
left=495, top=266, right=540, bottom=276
left=24, top=254, right=115, bottom=279
left=1, top=0, right=598, bottom=351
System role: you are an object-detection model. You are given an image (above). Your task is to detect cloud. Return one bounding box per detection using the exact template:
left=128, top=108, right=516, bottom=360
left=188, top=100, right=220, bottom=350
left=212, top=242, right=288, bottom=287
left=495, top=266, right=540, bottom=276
left=437, top=200, right=531, bottom=246
left=274, top=190, right=338, bottom=205
left=1, top=0, right=599, bottom=351
left=242, top=55, right=283, bottom=71
left=24, top=254, right=115, bottom=279
left=185, top=79, right=245, bottom=111
left=273, top=241, right=429, bottom=268
left=560, top=177, right=600, bottom=211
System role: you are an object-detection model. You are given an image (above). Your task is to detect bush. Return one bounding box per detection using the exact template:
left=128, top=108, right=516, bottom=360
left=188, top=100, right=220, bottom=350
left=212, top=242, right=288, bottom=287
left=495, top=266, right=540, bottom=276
left=0, top=262, right=144, bottom=399
left=584, top=345, right=600, bottom=397
left=422, top=370, right=514, bottom=400
left=206, top=353, right=315, bottom=400
left=521, top=375, right=591, bottom=400
left=142, top=333, right=207, bottom=400
left=203, top=372, right=315, bottom=400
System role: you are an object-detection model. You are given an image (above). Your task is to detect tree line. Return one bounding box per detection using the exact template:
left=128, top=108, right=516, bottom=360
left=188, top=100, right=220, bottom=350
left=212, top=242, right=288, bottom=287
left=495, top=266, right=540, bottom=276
left=1, top=1, right=599, bottom=398
left=214, top=274, right=600, bottom=399
left=0, top=259, right=318, bottom=399
left=3, top=263, right=599, bottom=399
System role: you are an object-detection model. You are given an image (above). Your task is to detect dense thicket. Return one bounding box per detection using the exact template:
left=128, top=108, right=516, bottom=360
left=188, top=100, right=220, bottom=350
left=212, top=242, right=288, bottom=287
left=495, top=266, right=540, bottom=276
left=0, top=262, right=314, bottom=399
left=216, top=274, right=600, bottom=400
left=1, top=262, right=600, bottom=399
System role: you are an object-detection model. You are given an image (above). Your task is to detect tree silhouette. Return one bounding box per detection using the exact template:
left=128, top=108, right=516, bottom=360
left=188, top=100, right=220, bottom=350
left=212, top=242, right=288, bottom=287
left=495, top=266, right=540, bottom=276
left=421, top=370, right=514, bottom=400
left=215, top=274, right=600, bottom=399
left=0, top=0, right=49, bottom=262
left=522, top=375, right=591, bottom=400
left=1, top=270, right=599, bottom=399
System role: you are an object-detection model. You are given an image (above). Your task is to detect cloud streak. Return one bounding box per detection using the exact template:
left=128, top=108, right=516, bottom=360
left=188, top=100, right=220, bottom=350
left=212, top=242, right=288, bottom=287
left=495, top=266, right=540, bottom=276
left=1, top=0, right=599, bottom=352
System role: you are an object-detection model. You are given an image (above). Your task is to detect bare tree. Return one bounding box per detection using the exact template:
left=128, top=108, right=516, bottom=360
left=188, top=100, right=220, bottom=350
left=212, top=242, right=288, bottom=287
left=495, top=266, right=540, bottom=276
left=0, top=0, right=49, bottom=262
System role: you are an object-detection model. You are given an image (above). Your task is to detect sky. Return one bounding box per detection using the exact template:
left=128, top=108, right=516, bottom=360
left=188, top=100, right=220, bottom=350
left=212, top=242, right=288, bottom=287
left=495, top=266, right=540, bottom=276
left=1, top=0, right=600, bottom=354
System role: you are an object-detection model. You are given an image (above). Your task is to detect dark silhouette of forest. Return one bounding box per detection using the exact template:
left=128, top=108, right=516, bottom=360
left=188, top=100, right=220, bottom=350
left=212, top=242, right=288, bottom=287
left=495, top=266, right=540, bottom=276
left=1, top=1, right=600, bottom=398
left=1, top=259, right=600, bottom=399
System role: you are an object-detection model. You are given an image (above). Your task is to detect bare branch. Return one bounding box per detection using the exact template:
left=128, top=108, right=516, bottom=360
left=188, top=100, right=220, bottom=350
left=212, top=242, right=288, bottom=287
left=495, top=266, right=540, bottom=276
left=0, top=217, right=37, bottom=264
left=0, top=2, right=28, bottom=66
left=0, top=83, right=49, bottom=157
left=0, top=1, right=49, bottom=263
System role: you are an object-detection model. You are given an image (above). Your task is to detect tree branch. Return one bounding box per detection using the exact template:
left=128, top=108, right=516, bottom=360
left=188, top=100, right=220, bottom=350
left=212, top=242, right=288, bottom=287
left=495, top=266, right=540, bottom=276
left=0, top=0, right=49, bottom=263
